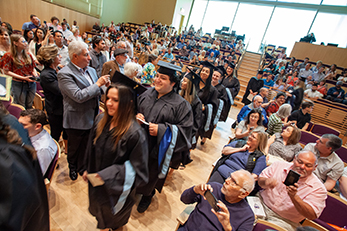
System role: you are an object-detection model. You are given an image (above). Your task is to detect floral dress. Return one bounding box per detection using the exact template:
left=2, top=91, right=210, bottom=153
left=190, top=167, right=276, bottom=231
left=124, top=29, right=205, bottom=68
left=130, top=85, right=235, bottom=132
left=140, top=62, right=156, bottom=86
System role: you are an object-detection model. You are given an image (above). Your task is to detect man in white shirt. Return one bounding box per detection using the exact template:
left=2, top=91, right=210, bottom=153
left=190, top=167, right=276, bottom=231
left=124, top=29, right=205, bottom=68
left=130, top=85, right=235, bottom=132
left=312, top=66, right=326, bottom=83
left=19, top=109, right=57, bottom=176
left=61, top=22, right=73, bottom=41
left=304, top=83, right=323, bottom=100
left=53, top=30, right=69, bottom=67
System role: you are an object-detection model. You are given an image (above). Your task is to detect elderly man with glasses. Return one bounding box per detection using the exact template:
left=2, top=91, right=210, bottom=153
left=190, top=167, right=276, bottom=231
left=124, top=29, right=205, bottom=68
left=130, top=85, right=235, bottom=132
left=178, top=169, right=255, bottom=231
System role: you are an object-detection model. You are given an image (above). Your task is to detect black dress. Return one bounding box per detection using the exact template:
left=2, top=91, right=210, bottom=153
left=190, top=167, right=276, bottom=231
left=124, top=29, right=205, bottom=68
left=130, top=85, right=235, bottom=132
left=136, top=88, right=193, bottom=194
left=214, top=83, right=232, bottom=122
left=85, top=116, right=149, bottom=230
left=197, top=86, right=219, bottom=139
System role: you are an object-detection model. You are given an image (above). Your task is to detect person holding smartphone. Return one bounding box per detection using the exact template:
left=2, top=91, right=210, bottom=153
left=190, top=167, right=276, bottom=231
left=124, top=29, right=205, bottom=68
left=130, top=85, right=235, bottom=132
left=179, top=170, right=255, bottom=231
left=257, top=151, right=327, bottom=230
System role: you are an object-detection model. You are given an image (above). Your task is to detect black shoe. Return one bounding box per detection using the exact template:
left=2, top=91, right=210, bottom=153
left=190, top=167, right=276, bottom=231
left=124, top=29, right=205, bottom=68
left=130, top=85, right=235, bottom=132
left=137, top=195, right=153, bottom=213
left=69, top=169, right=78, bottom=181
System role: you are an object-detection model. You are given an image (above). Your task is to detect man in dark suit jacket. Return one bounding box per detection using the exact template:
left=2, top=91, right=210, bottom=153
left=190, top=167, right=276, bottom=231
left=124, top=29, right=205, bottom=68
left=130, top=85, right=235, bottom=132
left=57, top=40, right=110, bottom=180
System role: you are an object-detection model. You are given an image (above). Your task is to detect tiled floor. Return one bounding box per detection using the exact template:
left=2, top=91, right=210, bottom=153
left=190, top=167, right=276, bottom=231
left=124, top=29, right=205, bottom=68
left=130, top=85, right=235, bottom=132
left=48, top=106, right=240, bottom=231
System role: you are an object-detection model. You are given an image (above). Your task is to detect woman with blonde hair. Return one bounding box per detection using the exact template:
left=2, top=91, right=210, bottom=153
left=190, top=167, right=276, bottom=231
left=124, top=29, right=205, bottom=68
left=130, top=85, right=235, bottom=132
left=209, top=130, right=268, bottom=184
left=37, top=45, right=67, bottom=147
left=82, top=83, right=149, bottom=231
left=0, top=34, right=37, bottom=108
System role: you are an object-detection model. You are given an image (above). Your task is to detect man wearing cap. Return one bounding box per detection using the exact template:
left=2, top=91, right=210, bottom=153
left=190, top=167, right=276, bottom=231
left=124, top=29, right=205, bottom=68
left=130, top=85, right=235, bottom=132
left=242, top=70, right=264, bottom=105
left=326, top=81, right=345, bottom=102
left=89, top=36, right=107, bottom=77
left=18, top=109, right=57, bottom=176
left=136, top=61, right=193, bottom=213
left=57, top=40, right=110, bottom=181
left=101, top=48, right=128, bottom=79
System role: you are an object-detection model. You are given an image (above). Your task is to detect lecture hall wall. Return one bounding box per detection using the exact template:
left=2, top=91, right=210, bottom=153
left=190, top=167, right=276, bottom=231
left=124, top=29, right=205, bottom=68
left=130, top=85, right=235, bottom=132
left=101, top=0, right=177, bottom=26
left=0, top=0, right=99, bottom=34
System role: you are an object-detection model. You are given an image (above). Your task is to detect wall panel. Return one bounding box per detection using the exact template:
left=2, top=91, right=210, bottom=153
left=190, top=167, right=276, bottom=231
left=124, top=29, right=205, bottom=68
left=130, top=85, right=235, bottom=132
left=0, top=0, right=99, bottom=34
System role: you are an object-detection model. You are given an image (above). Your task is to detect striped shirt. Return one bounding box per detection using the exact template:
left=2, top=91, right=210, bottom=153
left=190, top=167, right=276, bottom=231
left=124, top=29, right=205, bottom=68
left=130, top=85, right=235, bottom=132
left=267, top=113, right=282, bottom=135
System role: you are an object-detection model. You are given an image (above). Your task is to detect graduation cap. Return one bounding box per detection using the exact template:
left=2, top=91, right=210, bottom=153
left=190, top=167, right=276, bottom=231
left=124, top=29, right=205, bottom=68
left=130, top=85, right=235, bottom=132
left=200, top=61, right=216, bottom=70
left=111, top=70, right=147, bottom=96
left=225, top=61, right=235, bottom=69
left=216, top=65, right=226, bottom=76
left=186, top=67, right=204, bottom=95
left=157, top=60, right=182, bottom=79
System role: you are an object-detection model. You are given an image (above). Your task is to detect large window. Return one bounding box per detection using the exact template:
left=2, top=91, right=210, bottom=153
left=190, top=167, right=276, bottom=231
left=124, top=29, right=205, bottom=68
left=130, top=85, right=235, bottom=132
left=231, top=3, right=273, bottom=52
left=262, top=7, right=316, bottom=54
left=201, top=1, right=238, bottom=34
left=42, top=0, right=103, bottom=18
left=186, top=0, right=209, bottom=30
left=310, top=12, right=347, bottom=48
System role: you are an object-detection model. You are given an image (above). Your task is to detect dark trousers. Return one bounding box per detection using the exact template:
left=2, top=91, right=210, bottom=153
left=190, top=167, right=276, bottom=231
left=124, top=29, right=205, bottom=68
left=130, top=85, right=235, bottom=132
left=65, top=128, right=91, bottom=174
left=47, top=113, right=67, bottom=142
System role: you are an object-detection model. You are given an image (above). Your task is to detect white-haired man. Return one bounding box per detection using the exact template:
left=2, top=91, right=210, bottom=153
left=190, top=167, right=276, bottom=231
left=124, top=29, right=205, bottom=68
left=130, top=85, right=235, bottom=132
left=258, top=151, right=327, bottom=230
left=178, top=170, right=255, bottom=231
left=57, top=41, right=110, bottom=181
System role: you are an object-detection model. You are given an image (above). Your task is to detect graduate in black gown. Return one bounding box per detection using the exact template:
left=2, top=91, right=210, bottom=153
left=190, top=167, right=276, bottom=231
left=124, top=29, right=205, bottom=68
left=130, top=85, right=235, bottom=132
left=170, top=67, right=203, bottom=169
left=197, top=61, right=219, bottom=145
left=242, top=70, right=264, bottom=105
left=211, top=66, right=233, bottom=123
left=0, top=113, right=49, bottom=231
left=82, top=79, right=149, bottom=230
left=221, top=62, right=240, bottom=101
left=136, top=61, right=193, bottom=213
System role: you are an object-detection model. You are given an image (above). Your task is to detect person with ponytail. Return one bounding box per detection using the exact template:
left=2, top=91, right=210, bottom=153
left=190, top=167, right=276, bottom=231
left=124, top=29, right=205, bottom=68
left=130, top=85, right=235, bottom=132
left=197, top=61, right=219, bottom=145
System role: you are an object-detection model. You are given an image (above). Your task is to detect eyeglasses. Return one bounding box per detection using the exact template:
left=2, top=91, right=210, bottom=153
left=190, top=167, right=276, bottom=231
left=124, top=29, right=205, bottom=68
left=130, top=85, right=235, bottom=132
left=226, top=173, right=247, bottom=192
left=20, top=40, right=28, bottom=44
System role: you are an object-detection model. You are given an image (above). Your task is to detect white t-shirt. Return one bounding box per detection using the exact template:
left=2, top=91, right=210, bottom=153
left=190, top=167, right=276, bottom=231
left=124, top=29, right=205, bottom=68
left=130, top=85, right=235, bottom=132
left=304, top=89, right=323, bottom=98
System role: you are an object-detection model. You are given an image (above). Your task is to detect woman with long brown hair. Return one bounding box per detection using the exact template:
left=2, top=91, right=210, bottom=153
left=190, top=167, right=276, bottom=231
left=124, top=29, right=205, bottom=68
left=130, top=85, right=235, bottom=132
left=0, top=28, right=10, bottom=58
left=0, top=34, right=37, bottom=108
left=82, top=83, right=149, bottom=231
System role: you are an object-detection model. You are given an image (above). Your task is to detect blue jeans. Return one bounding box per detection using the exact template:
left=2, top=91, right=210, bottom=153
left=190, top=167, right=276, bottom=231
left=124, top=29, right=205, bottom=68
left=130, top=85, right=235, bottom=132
left=12, top=81, right=36, bottom=109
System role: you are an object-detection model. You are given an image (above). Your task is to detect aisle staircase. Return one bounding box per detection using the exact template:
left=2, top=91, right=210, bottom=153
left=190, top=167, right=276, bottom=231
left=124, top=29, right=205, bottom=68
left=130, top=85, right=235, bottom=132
left=234, top=51, right=262, bottom=108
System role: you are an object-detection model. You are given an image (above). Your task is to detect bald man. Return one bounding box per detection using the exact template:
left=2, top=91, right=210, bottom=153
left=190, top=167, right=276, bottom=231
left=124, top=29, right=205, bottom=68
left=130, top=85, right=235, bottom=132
left=258, top=151, right=327, bottom=230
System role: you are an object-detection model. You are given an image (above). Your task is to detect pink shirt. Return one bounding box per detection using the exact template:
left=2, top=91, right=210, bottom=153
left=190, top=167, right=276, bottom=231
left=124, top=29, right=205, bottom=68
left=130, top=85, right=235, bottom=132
left=259, top=161, right=327, bottom=223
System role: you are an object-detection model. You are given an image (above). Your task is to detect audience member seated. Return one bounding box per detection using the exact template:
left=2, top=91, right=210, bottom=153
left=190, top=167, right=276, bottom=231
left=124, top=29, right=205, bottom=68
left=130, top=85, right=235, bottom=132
left=179, top=170, right=255, bottom=231
left=267, top=104, right=293, bottom=135
left=337, top=70, right=347, bottom=83
left=18, top=109, right=57, bottom=175
left=338, top=167, right=347, bottom=201
left=326, top=81, right=345, bottom=102
left=209, top=131, right=268, bottom=184
left=176, top=45, right=189, bottom=61
left=237, top=95, right=268, bottom=126
left=163, top=48, right=174, bottom=61
left=21, top=14, right=41, bottom=34
left=317, top=80, right=328, bottom=96
left=285, top=57, right=296, bottom=70
left=325, top=64, right=337, bottom=80
left=310, top=60, right=323, bottom=73
left=198, top=50, right=206, bottom=61
left=263, top=60, right=276, bottom=74
left=303, top=134, right=344, bottom=191
left=207, top=51, right=215, bottom=63
left=258, top=87, right=271, bottom=108
left=263, top=74, right=274, bottom=89
left=304, top=83, right=323, bottom=100
left=234, top=108, right=265, bottom=142
left=298, top=57, right=309, bottom=70
left=286, top=61, right=300, bottom=74
left=266, top=92, right=286, bottom=117
left=298, top=63, right=313, bottom=88
left=274, top=69, right=286, bottom=82
left=266, top=125, right=302, bottom=162
left=258, top=150, right=327, bottom=230
left=312, top=66, right=326, bottom=83
left=287, top=101, right=313, bottom=130
left=47, top=16, right=62, bottom=32
left=286, top=70, right=299, bottom=87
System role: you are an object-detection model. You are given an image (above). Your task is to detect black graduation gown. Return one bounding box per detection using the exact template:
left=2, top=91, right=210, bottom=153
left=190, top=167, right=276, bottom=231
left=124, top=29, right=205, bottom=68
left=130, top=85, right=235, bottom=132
left=136, top=88, right=193, bottom=194
left=197, top=85, right=219, bottom=139
left=242, top=77, right=264, bottom=105
left=0, top=138, right=49, bottom=231
left=215, top=84, right=232, bottom=122
left=170, top=96, right=202, bottom=169
left=222, top=75, right=240, bottom=99
left=85, top=116, right=149, bottom=230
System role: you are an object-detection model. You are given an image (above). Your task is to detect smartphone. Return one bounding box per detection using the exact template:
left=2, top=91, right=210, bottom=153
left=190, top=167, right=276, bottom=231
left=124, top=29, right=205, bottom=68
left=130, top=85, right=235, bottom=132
left=284, top=170, right=301, bottom=186
left=249, top=127, right=254, bottom=131
left=204, top=190, right=220, bottom=212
